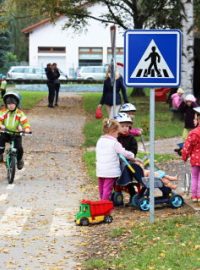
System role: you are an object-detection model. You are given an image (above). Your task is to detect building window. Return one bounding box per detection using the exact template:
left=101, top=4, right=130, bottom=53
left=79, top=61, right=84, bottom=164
left=107, top=47, right=124, bottom=64
left=79, top=47, right=103, bottom=66
left=38, top=47, right=66, bottom=53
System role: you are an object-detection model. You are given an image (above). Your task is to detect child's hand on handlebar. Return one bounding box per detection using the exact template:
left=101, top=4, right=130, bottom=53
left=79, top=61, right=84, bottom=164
left=24, top=128, right=31, bottom=133
left=0, top=125, right=5, bottom=130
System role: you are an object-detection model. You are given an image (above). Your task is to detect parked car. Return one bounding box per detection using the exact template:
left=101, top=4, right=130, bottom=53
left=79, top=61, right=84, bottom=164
left=6, top=66, right=67, bottom=80
left=76, top=65, right=107, bottom=80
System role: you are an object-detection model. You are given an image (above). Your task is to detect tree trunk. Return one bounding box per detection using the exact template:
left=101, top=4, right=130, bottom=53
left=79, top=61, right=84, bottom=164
left=181, top=0, right=194, bottom=95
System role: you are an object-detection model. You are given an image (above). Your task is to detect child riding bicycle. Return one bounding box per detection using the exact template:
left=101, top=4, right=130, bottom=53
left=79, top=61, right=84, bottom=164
left=0, top=91, right=31, bottom=169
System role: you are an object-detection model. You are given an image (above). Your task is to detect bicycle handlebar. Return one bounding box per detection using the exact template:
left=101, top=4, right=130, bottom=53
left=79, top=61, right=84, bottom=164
left=0, top=129, right=32, bottom=136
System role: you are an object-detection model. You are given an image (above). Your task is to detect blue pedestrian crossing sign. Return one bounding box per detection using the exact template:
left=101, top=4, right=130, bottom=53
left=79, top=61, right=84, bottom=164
left=124, top=30, right=182, bottom=87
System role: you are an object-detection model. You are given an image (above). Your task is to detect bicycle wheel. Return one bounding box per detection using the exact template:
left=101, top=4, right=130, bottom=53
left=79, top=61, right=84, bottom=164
left=7, top=154, right=16, bottom=184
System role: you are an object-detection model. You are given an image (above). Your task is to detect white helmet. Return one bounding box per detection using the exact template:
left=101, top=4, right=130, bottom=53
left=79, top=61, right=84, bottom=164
left=114, top=113, right=133, bottom=123
left=120, top=103, right=136, bottom=112
left=184, top=94, right=196, bottom=102
left=193, top=107, right=200, bottom=114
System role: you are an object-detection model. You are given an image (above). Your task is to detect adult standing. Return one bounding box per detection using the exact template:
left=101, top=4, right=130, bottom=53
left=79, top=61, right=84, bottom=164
left=52, top=63, right=60, bottom=106
left=45, top=63, right=55, bottom=108
left=97, top=67, right=129, bottom=119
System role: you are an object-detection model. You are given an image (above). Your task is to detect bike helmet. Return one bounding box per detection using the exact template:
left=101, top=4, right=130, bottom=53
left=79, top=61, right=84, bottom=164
left=3, top=91, right=20, bottom=106
left=184, top=94, right=196, bottom=102
left=120, top=103, right=136, bottom=112
left=193, top=107, right=200, bottom=114
left=114, top=112, right=133, bottom=123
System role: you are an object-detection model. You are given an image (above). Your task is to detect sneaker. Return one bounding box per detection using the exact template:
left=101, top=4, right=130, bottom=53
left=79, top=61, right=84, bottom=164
left=191, top=197, right=198, bottom=202
left=17, top=159, right=24, bottom=170
left=0, top=154, right=3, bottom=163
left=174, top=148, right=182, bottom=156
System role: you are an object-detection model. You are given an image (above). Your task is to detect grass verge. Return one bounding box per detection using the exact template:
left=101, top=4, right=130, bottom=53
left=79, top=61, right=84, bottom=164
left=84, top=214, right=200, bottom=270
left=19, top=91, right=47, bottom=109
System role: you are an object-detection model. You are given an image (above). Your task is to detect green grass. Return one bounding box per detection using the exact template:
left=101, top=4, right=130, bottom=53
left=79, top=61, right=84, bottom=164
left=82, top=91, right=183, bottom=147
left=84, top=215, right=200, bottom=270
left=19, top=91, right=47, bottom=109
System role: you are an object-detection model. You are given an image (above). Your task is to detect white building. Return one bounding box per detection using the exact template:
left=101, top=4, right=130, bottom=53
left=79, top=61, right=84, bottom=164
left=22, top=5, right=124, bottom=78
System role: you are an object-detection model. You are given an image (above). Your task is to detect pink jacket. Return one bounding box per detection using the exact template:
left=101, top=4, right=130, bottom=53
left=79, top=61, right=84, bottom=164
left=182, top=126, right=200, bottom=166
left=171, top=93, right=183, bottom=109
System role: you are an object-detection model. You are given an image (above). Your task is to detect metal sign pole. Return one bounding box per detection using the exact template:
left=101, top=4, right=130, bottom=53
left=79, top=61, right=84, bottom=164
left=149, top=88, right=155, bottom=223
left=110, top=25, right=116, bottom=118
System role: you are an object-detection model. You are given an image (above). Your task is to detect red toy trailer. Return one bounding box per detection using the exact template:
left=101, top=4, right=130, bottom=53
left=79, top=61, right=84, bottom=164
left=75, top=200, right=114, bottom=226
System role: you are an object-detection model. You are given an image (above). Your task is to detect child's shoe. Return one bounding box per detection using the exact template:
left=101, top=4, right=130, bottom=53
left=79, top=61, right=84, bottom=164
left=17, top=159, right=24, bottom=170
left=191, top=197, right=198, bottom=202
left=174, top=148, right=182, bottom=156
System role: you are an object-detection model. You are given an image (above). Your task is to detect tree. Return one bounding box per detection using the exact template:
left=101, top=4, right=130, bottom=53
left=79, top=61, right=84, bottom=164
left=41, top=0, right=184, bottom=96
left=0, top=0, right=11, bottom=70
left=3, top=0, right=198, bottom=95
left=181, top=0, right=194, bottom=95
left=2, top=0, right=45, bottom=62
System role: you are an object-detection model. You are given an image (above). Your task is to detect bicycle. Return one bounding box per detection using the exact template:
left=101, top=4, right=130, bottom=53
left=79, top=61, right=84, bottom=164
left=0, top=129, right=32, bottom=184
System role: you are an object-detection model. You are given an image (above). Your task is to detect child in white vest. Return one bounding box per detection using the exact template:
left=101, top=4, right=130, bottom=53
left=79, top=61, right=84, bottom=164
left=96, top=118, right=135, bottom=200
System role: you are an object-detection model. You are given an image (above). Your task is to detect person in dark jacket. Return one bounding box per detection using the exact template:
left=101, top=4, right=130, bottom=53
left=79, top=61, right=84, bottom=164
left=52, top=63, right=60, bottom=106
left=45, top=63, right=56, bottom=108
left=174, top=94, right=198, bottom=155
left=97, top=67, right=128, bottom=118
left=178, top=94, right=198, bottom=140
left=115, top=113, right=138, bottom=204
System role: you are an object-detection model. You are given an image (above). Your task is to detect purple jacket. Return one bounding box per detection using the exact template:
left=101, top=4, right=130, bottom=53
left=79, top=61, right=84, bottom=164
left=178, top=101, right=198, bottom=129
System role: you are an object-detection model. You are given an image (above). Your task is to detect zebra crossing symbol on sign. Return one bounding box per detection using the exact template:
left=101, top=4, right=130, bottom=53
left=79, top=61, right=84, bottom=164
left=124, top=30, right=181, bottom=87
left=131, top=39, right=174, bottom=79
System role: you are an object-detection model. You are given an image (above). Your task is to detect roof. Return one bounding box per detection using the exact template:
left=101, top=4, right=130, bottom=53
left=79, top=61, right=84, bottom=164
left=22, top=18, right=54, bottom=34
left=21, top=2, right=93, bottom=34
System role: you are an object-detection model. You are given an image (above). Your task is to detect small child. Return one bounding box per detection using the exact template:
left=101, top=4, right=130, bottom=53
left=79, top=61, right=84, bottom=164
left=0, top=76, right=7, bottom=98
left=182, top=107, right=200, bottom=202
left=174, top=94, right=197, bottom=154
left=171, top=87, right=184, bottom=110
left=119, top=103, right=143, bottom=136
left=178, top=94, right=197, bottom=140
left=0, top=91, right=31, bottom=169
left=115, top=112, right=138, bottom=203
left=171, top=87, right=184, bottom=121
left=96, top=118, right=135, bottom=200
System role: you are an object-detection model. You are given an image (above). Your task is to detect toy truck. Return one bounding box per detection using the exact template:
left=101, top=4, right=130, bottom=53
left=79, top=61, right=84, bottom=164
left=75, top=200, right=114, bottom=226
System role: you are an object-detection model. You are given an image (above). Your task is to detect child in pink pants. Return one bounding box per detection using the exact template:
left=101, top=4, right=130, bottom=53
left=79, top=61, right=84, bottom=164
left=96, top=118, right=135, bottom=200
left=182, top=107, right=200, bottom=202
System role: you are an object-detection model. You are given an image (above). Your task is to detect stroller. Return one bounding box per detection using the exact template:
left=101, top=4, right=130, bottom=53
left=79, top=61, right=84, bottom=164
left=112, top=155, right=184, bottom=211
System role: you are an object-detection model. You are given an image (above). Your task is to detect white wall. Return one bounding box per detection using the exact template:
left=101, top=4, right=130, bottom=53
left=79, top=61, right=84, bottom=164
left=28, top=4, right=124, bottom=75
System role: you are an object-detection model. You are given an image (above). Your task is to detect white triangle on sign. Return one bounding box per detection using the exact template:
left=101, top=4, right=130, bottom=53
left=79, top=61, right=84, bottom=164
left=130, top=39, right=174, bottom=78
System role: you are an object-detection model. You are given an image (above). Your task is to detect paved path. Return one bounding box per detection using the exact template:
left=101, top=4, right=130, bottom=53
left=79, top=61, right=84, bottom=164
left=0, top=93, right=88, bottom=269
